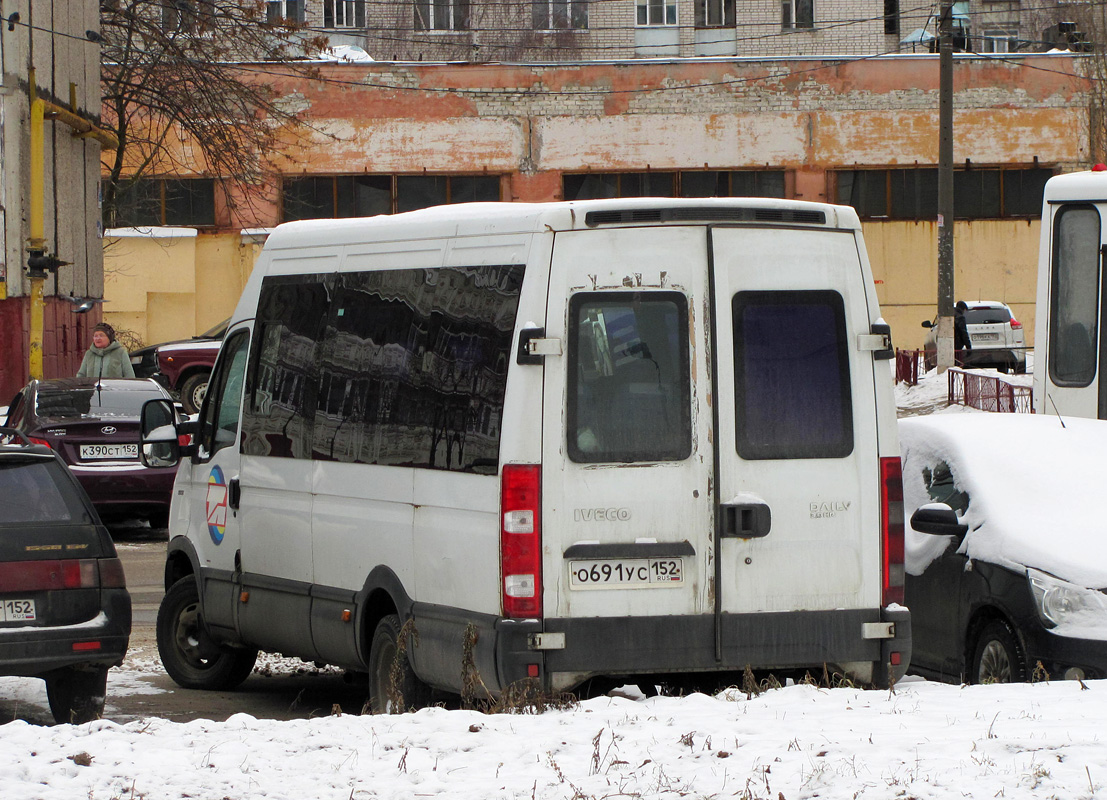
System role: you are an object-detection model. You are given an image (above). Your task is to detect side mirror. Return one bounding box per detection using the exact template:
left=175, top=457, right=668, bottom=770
left=910, top=503, right=968, bottom=537
left=921, top=320, right=934, bottom=329
left=140, top=398, right=181, bottom=468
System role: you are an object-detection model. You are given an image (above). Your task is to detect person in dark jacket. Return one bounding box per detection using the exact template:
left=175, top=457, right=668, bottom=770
left=76, top=322, right=136, bottom=378
left=953, top=301, right=973, bottom=357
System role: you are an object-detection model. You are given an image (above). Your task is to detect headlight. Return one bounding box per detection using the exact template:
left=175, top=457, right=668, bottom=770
left=1028, top=568, right=1107, bottom=630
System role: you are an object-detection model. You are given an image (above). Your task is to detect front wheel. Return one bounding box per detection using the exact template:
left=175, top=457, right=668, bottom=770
left=971, top=619, right=1027, bottom=684
left=368, top=614, right=429, bottom=713
left=46, top=667, right=108, bottom=724
left=179, top=372, right=210, bottom=415
left=157, top=577, right=257, bottom=690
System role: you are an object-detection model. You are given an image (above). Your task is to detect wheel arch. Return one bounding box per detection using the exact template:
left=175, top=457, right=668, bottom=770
left=355, top=566, right=415, bottom=666
left=174, top=364, right=212, bottom=390
left=964, top=605, right=1025, bottom=676
left=164, top=536, right=201, bottom=593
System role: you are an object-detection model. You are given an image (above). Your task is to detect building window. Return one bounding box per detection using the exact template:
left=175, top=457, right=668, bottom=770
left=532, top=0, right=588, bottom=30
left=782, top=0, right=814, bottom=30
left=981, top=30, right=1017, bottom=53
left=282, top=174, right=501, bottom=221
left=636, top=0, right=677, bottom=26
left=834, top=166, right=1053, bottom=220
left=414, top=0, right=470, bottom=31
left=266, top=0, right=305, bottom=23
left=161, top=0, right=214, bottom=33
left=563, top=170, right=786, bottom=200
left=883, top=0, right=898, bottom=36
left=108, top=178, right=216, bottom=228
left=695, top=0, right=734, bottom=27
left=325, top=0, right=366, bottom=27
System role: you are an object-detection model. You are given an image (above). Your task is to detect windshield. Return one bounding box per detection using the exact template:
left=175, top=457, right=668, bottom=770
left=34, top=386, right=166, bottom=419
left=964, top=307, right=1011, bottom=325
left=198, top=318, right=230, bottom=339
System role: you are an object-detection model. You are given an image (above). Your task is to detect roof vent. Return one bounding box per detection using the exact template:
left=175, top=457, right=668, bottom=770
left=584, top=206, right=827, bottom=227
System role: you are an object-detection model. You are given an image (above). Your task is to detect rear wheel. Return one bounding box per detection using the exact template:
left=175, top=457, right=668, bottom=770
left=368, top=614, right=428, bottom=713
left=971, top=620, right=1027, bottom=684
left=157, top=577, right=257, bottom=690
left=148, top=510, right=170, bottom=531
left=179, top=372, right=210, bottom=415
left=46, top=667, right=108, bottom=724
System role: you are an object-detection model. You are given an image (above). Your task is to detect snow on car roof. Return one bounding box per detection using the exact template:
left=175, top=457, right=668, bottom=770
left=899, top=412, right=1107, bottom=588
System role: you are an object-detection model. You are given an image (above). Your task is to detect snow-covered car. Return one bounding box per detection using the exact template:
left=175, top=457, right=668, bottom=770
left=921, top=300, right=1027, bottom=373
left=901, top=413, right=1107, bottom=684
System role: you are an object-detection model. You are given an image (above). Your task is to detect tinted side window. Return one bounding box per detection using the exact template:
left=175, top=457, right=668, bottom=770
left=242, top=276, right=332, bottom=459
left=733, top=291, right=853, bottom=460
left=922, top=460, right=969, bottom=515
left=1049, top=204, right=1101, bottom=387
left=568, top=292, right=691, bottom=463
left=199, top=330, right=250, bottom=458
left=312, top=266, right=523, bottom=472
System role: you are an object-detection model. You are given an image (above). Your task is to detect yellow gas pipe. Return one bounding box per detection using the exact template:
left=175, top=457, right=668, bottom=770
left=25, top=68, right=119, bottom=380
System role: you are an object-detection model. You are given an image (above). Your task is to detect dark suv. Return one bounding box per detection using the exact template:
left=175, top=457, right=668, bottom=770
left=0, top=428, right=131, bottom=723
left=130, top=318, right=228, bottom=414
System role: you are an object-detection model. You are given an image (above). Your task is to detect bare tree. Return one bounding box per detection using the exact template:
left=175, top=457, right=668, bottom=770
left=99, top=0, right=330, bottom=226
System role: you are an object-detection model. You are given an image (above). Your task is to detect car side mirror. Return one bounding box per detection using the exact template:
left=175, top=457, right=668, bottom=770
left=140, top=398, right=181, bottom=468
left=910, top=503, right=968, bottom=537
left=921, top=320, right=934, bottom=329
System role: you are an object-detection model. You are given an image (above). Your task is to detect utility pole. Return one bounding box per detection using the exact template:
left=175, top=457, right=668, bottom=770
left=935, top=0, right=956, bottom=371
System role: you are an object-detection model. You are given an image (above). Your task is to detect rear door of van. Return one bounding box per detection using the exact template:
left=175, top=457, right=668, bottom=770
left=711, top=225, right=881, bottom=618
left=541, top=225, right=714, bottom=625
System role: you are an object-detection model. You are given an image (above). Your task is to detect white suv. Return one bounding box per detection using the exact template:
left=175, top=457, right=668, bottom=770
left=922, top=300, right=1027, bottom=373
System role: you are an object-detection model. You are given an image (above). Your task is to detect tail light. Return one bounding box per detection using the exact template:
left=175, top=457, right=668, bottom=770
left=501, top=464, right=542, bottom=619
left=880, top=456, right=905, bottom=606
left=1010, top=318, right=1023, bottom=330
left=0, top=558, right=125, bottom=591
left=29, top=436, right=52, bottom=448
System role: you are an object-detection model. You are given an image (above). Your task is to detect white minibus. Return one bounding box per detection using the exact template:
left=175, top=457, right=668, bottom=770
left=142, top=198, right=909, bottom=707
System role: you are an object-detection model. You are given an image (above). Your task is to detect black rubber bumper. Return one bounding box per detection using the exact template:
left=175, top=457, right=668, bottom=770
left=495, top=606, right=911, bottom=692
left=0, top=590, right=131, bottom=678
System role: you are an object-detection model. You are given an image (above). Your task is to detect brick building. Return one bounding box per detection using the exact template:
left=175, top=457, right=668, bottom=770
left=103, top=53, right=1090, bottom=353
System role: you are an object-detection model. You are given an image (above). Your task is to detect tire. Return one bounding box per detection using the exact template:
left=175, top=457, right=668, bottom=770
left=179, top=372, right=210, bottom=415
left=368, top=614, right=429, bottom=713
left=148, top=510, right=170, bottom=531
left=971, top=619, right=1027, bottom=684
left=157, top=577, right=257, bottom=690
left=46, top=667, right=108, bottom=724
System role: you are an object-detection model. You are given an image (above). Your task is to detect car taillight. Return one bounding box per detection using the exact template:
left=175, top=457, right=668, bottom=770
left=28, top=437, right=52, bottom=448
left=1010, top=318, right=1022, bottom=330
left=0, top=558, right=109, bottom=591
left=880, top=457, right=905, bottom=606
left=501, top=464, right=542, bottom=619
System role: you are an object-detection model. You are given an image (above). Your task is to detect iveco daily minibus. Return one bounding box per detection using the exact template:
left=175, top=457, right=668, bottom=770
left=141, top=197, right=910, bottom=708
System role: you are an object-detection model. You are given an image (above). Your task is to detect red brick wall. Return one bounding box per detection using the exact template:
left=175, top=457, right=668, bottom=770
left=0, top=296, right=100, bottom=402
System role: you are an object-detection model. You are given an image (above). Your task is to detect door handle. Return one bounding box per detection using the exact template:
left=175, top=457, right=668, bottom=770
left=228, top=477, right=241, bottom=510
left=720, top=503, right=771, bottom=538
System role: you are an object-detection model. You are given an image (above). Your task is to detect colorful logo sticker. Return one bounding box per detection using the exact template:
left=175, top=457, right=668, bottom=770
left=205, top=465, right=229, bottom=545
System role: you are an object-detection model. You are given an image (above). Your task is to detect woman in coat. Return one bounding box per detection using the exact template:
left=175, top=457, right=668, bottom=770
left=76, top=322, right=136, bottom=378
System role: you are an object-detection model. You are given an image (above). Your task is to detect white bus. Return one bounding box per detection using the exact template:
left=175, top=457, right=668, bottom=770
left=141, top=198, right=910, bottom=708
left=1034, top=167, right=1107, bottom=418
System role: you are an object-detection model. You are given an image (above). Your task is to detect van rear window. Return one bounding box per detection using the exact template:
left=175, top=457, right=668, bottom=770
left=732, top=291, right=853, bottom=460
left=568, top=292, right=691, bottom=463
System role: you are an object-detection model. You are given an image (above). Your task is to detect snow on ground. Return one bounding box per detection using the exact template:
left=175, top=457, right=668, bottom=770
left=3, top=667, right=1107, bottom=800
left=7, top=360, right=1096, bottom=800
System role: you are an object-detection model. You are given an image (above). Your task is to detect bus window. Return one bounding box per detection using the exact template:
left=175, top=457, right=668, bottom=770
left=1049, top=205, right=1100, bottom=387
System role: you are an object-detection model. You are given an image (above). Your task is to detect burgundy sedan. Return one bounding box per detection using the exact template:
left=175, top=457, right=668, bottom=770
left=3, top=378, right=179, bottom=528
